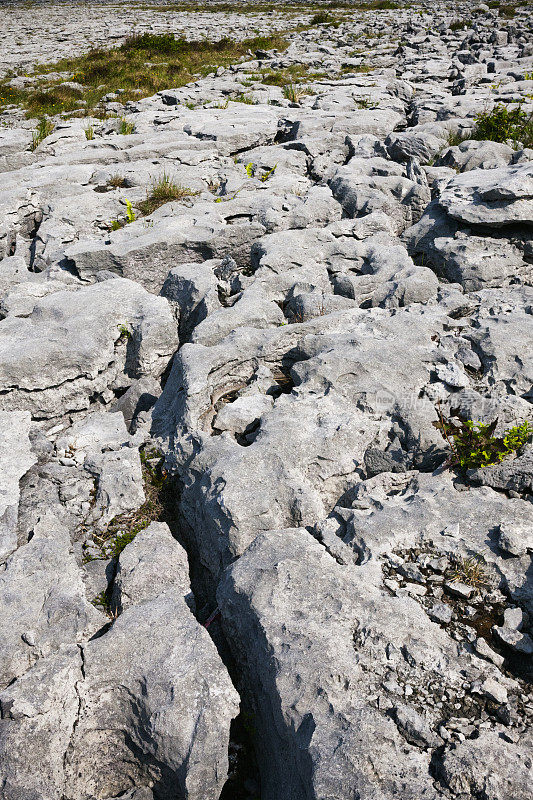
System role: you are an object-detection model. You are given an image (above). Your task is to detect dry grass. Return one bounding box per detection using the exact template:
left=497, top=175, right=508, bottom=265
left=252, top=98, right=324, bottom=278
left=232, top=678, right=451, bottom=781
left=449, top=557, right=489, bottom=590
left=107, top=174, right=127, bottom=188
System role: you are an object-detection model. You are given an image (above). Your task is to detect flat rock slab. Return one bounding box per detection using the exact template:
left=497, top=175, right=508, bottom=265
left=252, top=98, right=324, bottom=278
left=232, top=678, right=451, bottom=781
left=438, top=163, right=533, bottom=227
left=0, top=277, right=177, bottom=419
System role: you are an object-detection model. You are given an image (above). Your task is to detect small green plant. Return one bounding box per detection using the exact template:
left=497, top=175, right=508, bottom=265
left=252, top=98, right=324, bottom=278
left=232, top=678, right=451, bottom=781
left=449, top=556, right=489, bottom=589
left=109, top=199, right=135, bottom=231
left=84, top=124, right=94, bottom=140
left=259, top=163, right=277, bottom=182
left=117, top=323, right=132, bottom=339
left=91, top=590, right=112, bottom=614
left=30, top=116, right=54, bottom=150
left=244, top=162, right=276, bottom=182
left=125, top=199, right=135, bottom=223
left=524, top=72, right=533, bottom=81
left=434, top=408, right=533, bottom=470
left=137, top=171, right=200, bottom=215
left=473, top=102, right=533, bottom=147
left=119, top=117, right=136, bottom=135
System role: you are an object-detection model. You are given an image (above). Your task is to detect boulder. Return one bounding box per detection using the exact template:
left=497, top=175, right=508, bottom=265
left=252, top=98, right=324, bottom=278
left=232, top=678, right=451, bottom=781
left=0, top=278, right=177, bottom=419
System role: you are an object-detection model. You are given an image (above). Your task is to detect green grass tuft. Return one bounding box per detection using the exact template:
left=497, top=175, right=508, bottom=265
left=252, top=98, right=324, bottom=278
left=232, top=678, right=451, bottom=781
left=137, top=171, right=200, bottom=215
left=30, top=116, right=54, bottom=150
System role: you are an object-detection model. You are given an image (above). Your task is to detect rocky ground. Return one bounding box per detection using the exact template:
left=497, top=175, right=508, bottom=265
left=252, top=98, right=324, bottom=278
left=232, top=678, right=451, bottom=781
left=0, top=0, right=309, bottom=79
left=0, top=1, right=532, bottom=799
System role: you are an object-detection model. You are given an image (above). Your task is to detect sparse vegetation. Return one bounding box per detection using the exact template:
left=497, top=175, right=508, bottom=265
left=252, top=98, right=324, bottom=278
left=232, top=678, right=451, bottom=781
left=473, top=102, right=533, bottom=147
left=434, top=409, right=533, bottom=470
left=117, top=323, right=132, bottom=339
left=92, top=448, right=168, bottom=559
left=108, top=174, right=127, bottom=188
left=30, top=116, right=54, bottom=150
left=137, top=172, right=200, bottom=216
left=125, top=199, right=135, bottom=224
left=109, top=198, right=136, bottom=230
left=84, top=124, right=94, bottom=140
left=499, top=4, right=516, bottom=18
left=448, top=556, right=489, bottom=590
left=91, top=590, right=113, bottom=615
left=0, top=32, right=291, bottom=119
left=232, top=92, right=258, bottom=104
left=244, top=162, right=277, bottom=182
left=119, top=117, right=136, bottom=135
left=450, top=18, right=470, bottom=31
left=311, top=11, right=334, bottom=24
left=283, top=83, right=307, bottom=103
left=445, top=128, right=473, bottom=147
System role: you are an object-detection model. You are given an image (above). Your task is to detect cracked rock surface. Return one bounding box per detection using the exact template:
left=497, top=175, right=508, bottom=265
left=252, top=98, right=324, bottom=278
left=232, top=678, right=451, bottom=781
left=0, top=2, right=532, bottom=799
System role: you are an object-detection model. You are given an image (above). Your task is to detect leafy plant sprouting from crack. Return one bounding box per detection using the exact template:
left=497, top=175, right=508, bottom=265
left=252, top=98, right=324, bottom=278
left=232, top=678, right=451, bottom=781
left=434, top=405, right=533, bottom=470
left=244, top=162, right=277, bottom=182
left=117, top=323, right=132, bottom=339
left=110, top=198, right=136, bottom=230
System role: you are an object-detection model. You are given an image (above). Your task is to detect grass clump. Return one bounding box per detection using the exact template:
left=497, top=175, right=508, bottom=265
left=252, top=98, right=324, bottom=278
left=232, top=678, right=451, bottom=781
left=232, top=92, right=258, bottom=105
left=446, top=128, right=472, bottom=147
left=84, top=124, right=94, bottom=140
left=30, top=116, right=54, bottom=150
left=311, top=11, right=334, bottom=24
left=107, top=174, right=127, bottom=188
left=435, top=409, right=533, bottom=470
left=138, top=171, right=200, bottom=215
left=450, top=18, right=470, bottom=31
left=119, top=117, right=136, bottom=135
left=448, top=556, right=489, bottom=589
left=283, top=83, right=307, bottom=103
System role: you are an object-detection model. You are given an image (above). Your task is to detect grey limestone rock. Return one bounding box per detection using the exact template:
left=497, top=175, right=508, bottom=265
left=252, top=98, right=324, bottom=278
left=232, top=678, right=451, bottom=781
left=0, top=512, right=104, bottom=691
left=64, top=591, right=239, bottom=800
left=0, top=278, right=177, bottom=420
left=0, top=410, right=37, bottom=562
left=110, top=521, right=191, bottom=613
